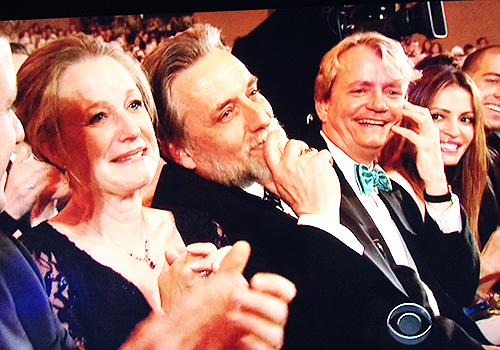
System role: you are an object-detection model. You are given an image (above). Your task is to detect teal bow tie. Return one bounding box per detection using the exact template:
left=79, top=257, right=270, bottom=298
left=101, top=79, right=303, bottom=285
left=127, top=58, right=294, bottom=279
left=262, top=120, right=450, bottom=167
left=354, top=164, right=392, bottom=195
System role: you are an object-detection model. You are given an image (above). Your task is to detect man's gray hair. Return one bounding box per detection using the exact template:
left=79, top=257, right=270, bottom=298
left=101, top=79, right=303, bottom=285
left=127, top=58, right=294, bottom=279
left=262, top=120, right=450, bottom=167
left=143, top=23, right=229, bottom=159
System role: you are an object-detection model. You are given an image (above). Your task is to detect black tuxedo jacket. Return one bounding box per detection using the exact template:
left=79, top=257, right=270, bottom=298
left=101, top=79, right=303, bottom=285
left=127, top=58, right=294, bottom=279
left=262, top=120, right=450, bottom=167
left=487, top=131, right=500, bottom=156
left=153, top=161, right=486, bottom=349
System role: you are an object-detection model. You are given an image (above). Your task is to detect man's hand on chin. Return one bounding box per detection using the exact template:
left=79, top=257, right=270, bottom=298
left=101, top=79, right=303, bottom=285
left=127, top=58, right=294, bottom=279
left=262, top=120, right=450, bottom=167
left=264, top=130, right=340, bottom=222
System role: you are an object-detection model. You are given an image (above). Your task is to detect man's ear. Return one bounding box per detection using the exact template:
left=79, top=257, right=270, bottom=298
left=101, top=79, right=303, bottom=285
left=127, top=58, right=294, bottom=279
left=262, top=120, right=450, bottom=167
left=315, top=99, right=329, bottom=123
left=168, top=143, right=196, bottom=169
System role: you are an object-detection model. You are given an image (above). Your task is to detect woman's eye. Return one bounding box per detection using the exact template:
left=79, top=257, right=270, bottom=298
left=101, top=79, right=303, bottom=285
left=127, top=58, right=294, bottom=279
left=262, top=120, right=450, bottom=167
left=461, top=116, right=475, bottom=124
left=431, top=113, right=443, bottom=120
left=129, top=100, right=143, bottom=109
left=89, top=112, right=105, bottom=125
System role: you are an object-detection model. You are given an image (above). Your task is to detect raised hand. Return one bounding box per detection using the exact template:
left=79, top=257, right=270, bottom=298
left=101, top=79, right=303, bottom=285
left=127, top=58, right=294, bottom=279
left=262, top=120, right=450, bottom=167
left=5, top=142, right=70, bottom=222
left=264, top=130, right=340, bottom=221
left=392, top=101, right=450, bottom=198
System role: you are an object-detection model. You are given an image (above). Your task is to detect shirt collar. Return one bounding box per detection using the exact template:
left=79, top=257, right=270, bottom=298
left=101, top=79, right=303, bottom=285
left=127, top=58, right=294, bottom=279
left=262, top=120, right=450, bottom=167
left=243, top=181, right=266, bottom=199
left=320, top=131, right=374, bottom=196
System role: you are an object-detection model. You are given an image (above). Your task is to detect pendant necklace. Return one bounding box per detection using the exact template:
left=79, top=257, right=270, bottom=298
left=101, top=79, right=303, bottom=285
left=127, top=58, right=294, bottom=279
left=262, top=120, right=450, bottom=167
left=97, top=215, right=157, bottom=269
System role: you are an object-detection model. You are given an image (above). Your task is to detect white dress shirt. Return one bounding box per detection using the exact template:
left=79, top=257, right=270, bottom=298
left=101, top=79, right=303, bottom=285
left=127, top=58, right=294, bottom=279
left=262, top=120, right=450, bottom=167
left=243, top=182, right=365, bottom=255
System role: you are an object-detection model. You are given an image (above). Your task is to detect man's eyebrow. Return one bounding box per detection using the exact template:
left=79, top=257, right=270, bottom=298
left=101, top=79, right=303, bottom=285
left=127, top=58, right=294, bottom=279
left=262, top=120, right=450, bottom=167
left=248, top=75, right=258, bottom=87
left=483, top=72, right=500, bottom=79
left=213, top=75, right=259, bottom=112
left=214, top=96, right=236, bottom=113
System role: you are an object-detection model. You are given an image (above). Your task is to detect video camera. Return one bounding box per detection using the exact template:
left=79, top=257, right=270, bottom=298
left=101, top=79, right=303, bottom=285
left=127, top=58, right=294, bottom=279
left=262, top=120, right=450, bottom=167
left=329, top=1, right=447, bottom=40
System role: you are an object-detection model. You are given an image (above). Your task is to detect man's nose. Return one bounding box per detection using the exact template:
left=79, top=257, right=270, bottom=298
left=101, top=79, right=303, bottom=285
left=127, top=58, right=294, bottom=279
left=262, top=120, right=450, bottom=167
left=493, top=84, right=500, bottom=99
left=367, top=90, right=389, bottom=112
left=245, top=99, right=272, bottom=132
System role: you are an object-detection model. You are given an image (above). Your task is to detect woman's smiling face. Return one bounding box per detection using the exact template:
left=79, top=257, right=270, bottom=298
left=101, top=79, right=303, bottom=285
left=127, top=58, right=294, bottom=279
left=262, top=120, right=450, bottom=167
left=55, top=56, right=159, bottom=196
left=430, top=85, right=475, bottom=166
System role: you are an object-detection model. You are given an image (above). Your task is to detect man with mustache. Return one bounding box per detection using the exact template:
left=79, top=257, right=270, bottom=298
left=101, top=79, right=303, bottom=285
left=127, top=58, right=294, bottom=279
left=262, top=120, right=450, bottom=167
left=146, top=24, right=492, bottom=349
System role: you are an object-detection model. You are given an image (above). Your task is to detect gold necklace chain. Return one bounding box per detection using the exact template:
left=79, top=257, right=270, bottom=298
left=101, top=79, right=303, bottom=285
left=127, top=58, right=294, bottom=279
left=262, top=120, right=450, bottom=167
left=92, top=214, right=157, bottom=269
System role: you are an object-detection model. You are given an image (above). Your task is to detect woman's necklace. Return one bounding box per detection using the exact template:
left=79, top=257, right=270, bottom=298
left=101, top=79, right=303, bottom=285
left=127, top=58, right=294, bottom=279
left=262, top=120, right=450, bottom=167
left=94, top=215, right=157, bottom=269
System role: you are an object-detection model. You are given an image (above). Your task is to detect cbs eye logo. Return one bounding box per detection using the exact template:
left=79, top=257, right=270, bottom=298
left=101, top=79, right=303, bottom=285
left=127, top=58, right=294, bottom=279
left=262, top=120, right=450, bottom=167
left=387, top=303, right=432, bottom=345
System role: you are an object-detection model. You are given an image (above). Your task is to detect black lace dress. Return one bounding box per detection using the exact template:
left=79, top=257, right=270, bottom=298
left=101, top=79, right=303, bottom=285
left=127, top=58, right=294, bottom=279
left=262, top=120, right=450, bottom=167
left=19, top=208, right=228, bottom=350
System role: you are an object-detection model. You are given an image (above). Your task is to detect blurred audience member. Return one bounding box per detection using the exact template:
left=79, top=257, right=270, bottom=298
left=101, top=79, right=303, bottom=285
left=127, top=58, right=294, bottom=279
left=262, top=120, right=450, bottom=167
left=477, top=37, right=490, bottom=50
left=465, top=43, right=477, bottom=56
left=430, top=41, right=443, bottom=57
left=407, top=39, right=426, bottom=66
left=451, top=46, right=466, bottom=67
left=422, top=39, right=432, bottom=57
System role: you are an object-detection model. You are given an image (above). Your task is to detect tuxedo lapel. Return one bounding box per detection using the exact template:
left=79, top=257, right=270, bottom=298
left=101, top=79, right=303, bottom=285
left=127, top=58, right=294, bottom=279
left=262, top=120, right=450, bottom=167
left=379, top=185, right=420, bottom=237
left=333, top=162, right=408, bottom=296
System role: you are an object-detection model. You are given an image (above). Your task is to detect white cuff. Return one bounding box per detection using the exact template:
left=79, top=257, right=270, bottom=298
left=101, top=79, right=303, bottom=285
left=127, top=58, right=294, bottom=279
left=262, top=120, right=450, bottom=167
left=298, top=214, right=364, bottom=255
left=425, top=193, right=462, bottom=233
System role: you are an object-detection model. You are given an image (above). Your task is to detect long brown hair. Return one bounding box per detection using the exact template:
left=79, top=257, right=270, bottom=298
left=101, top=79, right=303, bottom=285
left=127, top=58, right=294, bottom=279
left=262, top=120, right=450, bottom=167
left=380, top=64, right=488, bottom=247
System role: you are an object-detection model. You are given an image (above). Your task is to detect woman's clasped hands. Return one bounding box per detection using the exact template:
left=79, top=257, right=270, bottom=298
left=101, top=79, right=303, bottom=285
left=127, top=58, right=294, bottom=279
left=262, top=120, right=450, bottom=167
left=159, top=241, right=297, bottom=350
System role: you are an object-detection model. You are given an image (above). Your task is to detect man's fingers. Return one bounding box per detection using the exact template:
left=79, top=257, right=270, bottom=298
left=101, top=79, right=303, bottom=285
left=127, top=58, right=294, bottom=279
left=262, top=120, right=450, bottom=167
left=239, top=333, right=284, bottom=350
left=264, top=130, right=284, bottom=172
left=250, top=273, right=296, bottom=303
left=282, top=139, right=310, bottom=159
left=218, top=240, right=251, bottom=274
left=317, top=149, right=334, bottom=166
